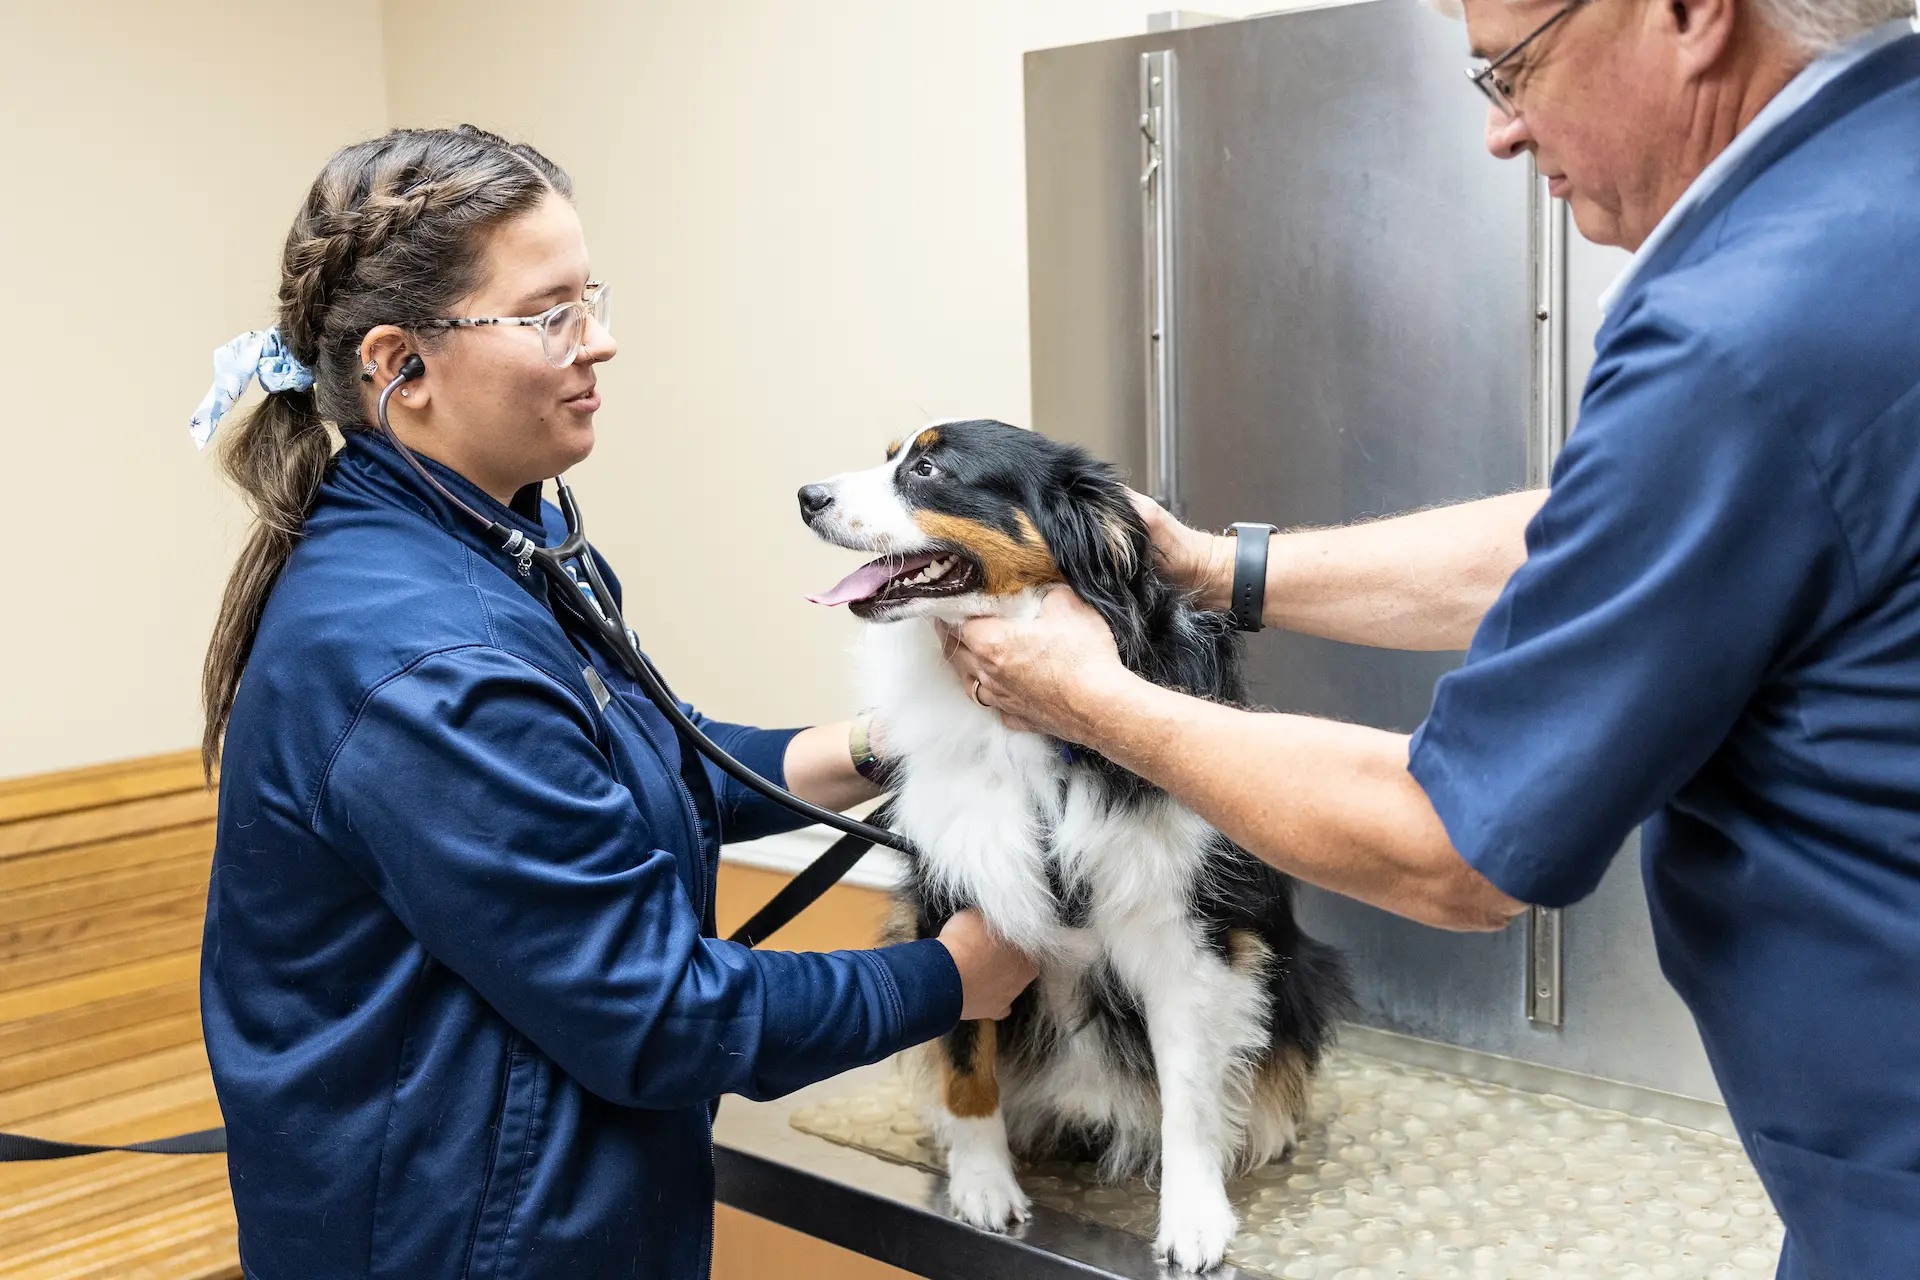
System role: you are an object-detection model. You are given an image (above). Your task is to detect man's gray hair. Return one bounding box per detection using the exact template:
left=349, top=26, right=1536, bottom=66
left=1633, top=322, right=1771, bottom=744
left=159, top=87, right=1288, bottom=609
left=1428, top=0, right=1916, bottom=55
left=1753, top=0, right=1916, bottom=53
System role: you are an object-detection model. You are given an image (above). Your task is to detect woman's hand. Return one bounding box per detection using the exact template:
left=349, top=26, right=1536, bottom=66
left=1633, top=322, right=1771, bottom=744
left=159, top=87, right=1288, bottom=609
left=937, top=909, right=1039, bottom=1021
left=1129, top=490, right=1234, bottom=611
left=938, top=588, right=1138, bottom=746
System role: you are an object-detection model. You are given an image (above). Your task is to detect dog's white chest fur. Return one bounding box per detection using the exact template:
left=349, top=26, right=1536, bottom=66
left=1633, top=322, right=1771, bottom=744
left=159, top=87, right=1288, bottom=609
left=859, top=609, right=1211, bottom=960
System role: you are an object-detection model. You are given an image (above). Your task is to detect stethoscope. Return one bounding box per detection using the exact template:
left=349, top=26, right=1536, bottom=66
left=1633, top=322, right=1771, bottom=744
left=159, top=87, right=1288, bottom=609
left=375, top=355, right=911, bottom=858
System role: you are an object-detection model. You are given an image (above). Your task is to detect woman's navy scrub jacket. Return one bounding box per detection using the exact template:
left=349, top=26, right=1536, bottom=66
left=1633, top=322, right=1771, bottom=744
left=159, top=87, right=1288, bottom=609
left=202, top=427, right=962, bottom=1280
left=1409, top=32, right=1920, bottom=1280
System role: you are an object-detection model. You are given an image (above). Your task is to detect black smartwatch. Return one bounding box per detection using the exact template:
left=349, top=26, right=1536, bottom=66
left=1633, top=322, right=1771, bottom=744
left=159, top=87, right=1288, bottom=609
left=1225, top=523, right=1277, bottom=633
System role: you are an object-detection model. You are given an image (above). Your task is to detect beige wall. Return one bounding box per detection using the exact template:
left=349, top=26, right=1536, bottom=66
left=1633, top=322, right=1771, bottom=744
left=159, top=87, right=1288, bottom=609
left=0, top=0, right=388, bottom=778
left=2, top=1, right=1277, bottom=779
left=377, top=0, right=1270, bottom=731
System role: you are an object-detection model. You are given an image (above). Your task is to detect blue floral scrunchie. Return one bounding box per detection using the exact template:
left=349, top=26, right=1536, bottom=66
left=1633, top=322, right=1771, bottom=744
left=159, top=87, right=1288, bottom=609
left=188, top=328, right=317, bottom=450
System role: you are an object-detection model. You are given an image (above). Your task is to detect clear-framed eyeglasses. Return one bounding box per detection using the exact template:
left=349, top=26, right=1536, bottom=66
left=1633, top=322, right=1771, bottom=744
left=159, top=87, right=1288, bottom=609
left=418, top=280, right=612, bottom=369
left=1466, top=0, right=1591, bottom=118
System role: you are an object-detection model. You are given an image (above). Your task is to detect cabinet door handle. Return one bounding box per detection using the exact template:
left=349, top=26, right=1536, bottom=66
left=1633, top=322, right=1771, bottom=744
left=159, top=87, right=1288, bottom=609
left=1140, top=50, right=1180, bottom=516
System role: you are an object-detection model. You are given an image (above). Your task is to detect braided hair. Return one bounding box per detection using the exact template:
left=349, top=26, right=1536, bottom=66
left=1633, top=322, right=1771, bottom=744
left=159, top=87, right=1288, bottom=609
left=202, top=126, right=572, bottom=779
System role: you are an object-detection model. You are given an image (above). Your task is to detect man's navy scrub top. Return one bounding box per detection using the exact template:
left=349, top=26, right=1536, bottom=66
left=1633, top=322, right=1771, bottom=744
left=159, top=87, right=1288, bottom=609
left=203, top=427, right=961, bottom=1280
left=1410, top=34, right=1920, bottom=1280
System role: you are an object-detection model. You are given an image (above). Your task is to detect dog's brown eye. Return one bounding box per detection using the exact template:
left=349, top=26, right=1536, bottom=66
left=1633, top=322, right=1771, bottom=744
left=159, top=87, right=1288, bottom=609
left=911, top=458, right=940, bottom=479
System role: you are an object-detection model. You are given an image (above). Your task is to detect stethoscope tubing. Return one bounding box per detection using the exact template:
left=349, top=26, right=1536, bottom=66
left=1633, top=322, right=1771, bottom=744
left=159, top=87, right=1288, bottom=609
left=373, top=363, right=913, bottom=858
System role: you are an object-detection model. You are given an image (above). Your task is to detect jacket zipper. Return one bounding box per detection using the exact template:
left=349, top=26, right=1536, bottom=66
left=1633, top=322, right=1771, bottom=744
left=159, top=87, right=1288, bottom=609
left=459, top=1036, right=520, bottom=1280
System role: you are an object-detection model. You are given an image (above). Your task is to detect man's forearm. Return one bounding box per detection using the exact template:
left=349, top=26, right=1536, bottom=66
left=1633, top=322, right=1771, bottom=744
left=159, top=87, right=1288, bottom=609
left=1196, top=491, right=1545, bottom=651
left=1081, top=674, right=1524, bottom=931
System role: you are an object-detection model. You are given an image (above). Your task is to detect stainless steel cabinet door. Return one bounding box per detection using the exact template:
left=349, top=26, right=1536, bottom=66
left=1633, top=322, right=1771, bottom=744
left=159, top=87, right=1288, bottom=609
left=1025, top=0, right=1717, bottom=1100
left=1161, top=0, right=1539, bottom=1071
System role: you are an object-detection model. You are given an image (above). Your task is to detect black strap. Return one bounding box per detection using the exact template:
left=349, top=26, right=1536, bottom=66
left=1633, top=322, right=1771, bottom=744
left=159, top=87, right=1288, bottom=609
left=0, top=1126, right=228, bottom=1162
left=1227, top=523, right=1277, bottom=632
left=726, top=807, right=892, bottom=947
left=2, top=807, right=889, bottom=1161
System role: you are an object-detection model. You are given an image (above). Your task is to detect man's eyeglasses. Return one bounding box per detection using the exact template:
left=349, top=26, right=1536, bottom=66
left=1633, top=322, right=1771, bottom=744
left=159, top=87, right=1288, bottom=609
left=418, top=281, right=612, bottom=369
left=1466, top=0, right=1591, bottom=118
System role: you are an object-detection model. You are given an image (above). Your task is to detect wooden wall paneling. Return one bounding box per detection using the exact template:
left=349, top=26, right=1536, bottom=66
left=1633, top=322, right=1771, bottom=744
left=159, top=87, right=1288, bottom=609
left=0, top=791, right=217, bottom=863
left=0, top=758, right=208, bottom=826
left=0, top=1010, right=204, bottom=1097
left=0, top=951, right=202, bottom=1025
left=713, top=861, right=894, bottom=953
left=713, top=1203, right=921, bottom=1280
left=0, top=823, right=216, bottom=895
left=0, top=752, right=929, bottom=1280
left=0, top=751, right=234, bottom=1280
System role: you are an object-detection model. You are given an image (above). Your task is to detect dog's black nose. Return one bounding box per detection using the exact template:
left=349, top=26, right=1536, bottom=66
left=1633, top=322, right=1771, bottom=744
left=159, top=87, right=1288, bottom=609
left=798, top=484, right=834, bottom=522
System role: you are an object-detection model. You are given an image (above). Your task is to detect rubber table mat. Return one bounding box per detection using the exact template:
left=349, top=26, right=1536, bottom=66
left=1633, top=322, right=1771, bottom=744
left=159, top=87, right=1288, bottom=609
left=788, top=1048, right=1784, bottom=1279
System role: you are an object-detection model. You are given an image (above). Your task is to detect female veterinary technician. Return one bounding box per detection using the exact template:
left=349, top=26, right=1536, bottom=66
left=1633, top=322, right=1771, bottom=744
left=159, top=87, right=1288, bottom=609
left=192, top=125, right=1034, bottom=1280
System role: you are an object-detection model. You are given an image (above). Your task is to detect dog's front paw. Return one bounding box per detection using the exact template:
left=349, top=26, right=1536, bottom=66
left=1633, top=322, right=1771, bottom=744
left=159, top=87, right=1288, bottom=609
left=946, top=1153, right=1031, bottom=1231
left=1154, top=1185, right=1237, bottom=1273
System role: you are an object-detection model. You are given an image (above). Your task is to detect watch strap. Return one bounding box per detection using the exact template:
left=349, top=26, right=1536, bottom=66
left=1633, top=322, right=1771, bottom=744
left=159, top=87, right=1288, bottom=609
left=849, top=711, right=889, bottom=785
left=1227, top=523, right=1277, bottom=632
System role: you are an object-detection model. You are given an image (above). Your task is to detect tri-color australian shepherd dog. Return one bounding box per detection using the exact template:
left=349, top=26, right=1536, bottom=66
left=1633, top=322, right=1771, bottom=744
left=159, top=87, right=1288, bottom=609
left=799, top=420, right=1349, bottom=1272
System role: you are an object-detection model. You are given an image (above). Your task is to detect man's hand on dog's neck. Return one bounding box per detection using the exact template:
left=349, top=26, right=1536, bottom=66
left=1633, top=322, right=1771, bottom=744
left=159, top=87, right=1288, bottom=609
left=939, top=589, right=1129, bottom=745
left=944, top=592, right=1524, bottom=934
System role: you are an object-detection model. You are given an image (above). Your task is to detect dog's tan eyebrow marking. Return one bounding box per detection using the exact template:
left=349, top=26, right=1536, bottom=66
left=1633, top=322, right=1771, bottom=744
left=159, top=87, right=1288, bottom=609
left=885, top=438, right=904, bottom=460
left=914, top=510, right=1062, bottom=595
left=915, top=428, right=941, bottom=451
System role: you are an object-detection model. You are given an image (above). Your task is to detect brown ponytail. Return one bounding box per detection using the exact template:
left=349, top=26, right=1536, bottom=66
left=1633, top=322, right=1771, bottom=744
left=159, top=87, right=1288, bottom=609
left=200, top=126, right=572, bottom=781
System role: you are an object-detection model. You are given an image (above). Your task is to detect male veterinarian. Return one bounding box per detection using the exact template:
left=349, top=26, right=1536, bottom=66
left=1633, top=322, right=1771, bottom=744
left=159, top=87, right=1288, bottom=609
left=943, top=0, right=1920, bottom=1274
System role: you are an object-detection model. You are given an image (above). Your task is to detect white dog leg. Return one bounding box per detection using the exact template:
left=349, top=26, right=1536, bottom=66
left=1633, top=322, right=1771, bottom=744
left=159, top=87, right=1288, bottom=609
left=943, top=1111, right=1030, bottom=1230
left=937, top=1021, right=1030, bottom=1231
left=1147, top=1043, right=1240, bottom=1270
left=1130, top=953, right=1258, bottom=1272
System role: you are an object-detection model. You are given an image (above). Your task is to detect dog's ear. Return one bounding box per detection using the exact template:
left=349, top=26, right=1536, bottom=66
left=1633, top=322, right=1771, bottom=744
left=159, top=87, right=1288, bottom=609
left=1026, top=460, right=1153, bottom=666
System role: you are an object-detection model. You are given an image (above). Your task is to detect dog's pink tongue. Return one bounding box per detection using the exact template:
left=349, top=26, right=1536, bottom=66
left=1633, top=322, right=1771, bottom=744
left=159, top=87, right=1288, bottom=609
left=807, top=554, right=935, bottom=607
